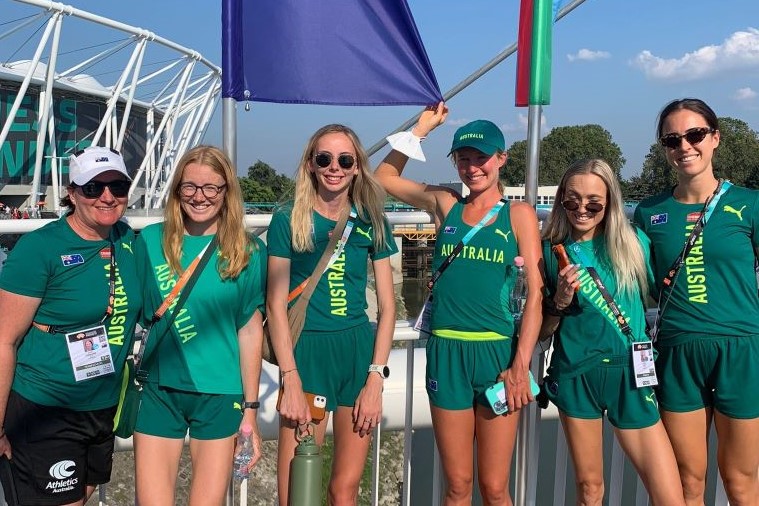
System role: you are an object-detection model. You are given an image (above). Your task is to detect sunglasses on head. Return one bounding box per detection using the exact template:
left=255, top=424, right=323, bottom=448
left=314, top=152, right=356, bottom=170
left=73, top=180, right=130, bottom=198
left=562, top=200, right=605, bottom=213
left=659, top=127, right=714, bottom=150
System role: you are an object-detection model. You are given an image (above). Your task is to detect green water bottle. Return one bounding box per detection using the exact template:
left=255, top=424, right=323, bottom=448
left=289, top=427, right=322, bottom=506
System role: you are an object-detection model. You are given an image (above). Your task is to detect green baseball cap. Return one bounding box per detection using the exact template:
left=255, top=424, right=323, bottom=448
left=448, top=120, right=505, bottom=156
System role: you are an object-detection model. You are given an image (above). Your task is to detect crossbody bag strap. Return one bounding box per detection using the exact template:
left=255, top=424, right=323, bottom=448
left=133, top=236, right=218, bottom=379
left=289, top=206, right=355, bottom=315
left=427, top=198, right=507, bottom=290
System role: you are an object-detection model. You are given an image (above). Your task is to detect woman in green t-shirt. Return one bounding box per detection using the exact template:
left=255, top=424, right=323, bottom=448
left=541, top=159, right=684, bottom=505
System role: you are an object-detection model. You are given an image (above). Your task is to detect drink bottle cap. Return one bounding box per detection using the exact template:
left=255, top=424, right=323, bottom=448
left=241, top=424, right=253, bottom=436
left=513, top=256, right=524, bottom=267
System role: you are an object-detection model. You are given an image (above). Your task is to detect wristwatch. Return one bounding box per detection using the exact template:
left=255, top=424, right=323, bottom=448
left=240, top=400, right=260, bottom=413
left=368, top=364, right=390, bottom=379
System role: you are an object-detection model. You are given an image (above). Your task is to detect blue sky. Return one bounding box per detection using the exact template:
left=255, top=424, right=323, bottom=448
left=3, top=0, right=759, bottom=183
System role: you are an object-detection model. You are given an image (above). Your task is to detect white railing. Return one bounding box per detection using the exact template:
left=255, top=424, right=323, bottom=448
left=0, top=213, right=730, bottom=505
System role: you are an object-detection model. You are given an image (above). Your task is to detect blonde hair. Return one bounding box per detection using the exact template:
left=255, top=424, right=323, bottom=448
left=290, top=124, right=387, bottom=252
left=163, top=145, right=253, bottom=279
left=542, top=159, right=648, bottom=296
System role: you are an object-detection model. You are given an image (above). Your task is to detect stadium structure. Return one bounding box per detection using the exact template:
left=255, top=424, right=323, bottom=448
left=0, top=0, right=220, bottom=213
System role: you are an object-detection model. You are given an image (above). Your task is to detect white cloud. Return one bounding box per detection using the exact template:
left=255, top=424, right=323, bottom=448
left=631, top=28, right=759, bottom=81
left=445, top=118, right=471, bottom=127
left=567, top=49, right=611, bottom=62
left=733, top=87, right=757, bottom=100
left=502, top=113, right=548, bottom=135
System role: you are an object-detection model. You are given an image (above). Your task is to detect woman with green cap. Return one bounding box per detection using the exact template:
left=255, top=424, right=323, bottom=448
left=376, top=103, right=543, bottom=504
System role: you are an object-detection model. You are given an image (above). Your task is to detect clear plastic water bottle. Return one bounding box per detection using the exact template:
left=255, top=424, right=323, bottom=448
left=510, top=256, right=528, bottom=321
left=233, top=424, right=254, bottom=481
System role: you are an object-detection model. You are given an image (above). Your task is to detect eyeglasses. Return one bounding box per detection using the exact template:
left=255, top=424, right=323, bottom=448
left=314, top=152, right=356, bottom=170
left=178, top=182, right=226, bottom=198
left=73, top=180, right=130, bottom=198
left=562, top=200, right=605, bottom=213
left=659, top=127, right=714, bottom=150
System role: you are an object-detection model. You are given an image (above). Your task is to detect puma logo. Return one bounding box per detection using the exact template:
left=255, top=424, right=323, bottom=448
left=355, top=226, right=372, bottom=240
left=723, top=204, right=746, bottom=221
left=494, top=229, right=512, bottom=242
left=122, top=242, right=133, bottom=254
left=645, top=392, right=657, bottom=408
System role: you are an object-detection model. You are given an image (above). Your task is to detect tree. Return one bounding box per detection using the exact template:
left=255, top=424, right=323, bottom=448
left=625, top=116, right=759, bottom=200
left=240, top=160, right=295, bottom=202
left=501, top=124, right=625, bottom=187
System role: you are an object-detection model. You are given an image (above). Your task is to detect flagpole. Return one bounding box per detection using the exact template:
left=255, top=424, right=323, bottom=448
left=222, top=97, right=237, bottom=168
left=365, top=0, right=587, bottom=158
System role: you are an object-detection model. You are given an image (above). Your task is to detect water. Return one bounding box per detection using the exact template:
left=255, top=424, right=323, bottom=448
left=233, top=428, right=255, bottom=481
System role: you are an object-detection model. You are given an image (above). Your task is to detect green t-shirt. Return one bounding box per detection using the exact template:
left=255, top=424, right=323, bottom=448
left=266, top=205, right=397, bottom=332
left=0, top=217, right=142, bottom=410
left=633, top=185, right=759, bottom=344
left=135, top=223, right=267, bottom=394
left=543, top=231, right=651, bottom=379
left=430, top=200, right=519, bottom=338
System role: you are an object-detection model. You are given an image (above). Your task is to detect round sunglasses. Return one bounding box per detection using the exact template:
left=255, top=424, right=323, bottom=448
left=314, top=152, right=356, bottom=170
left=561, top=199, right=605, bottom=213
left=659, top=127, right=714, bottom=150
left=73, top=180, right=130, bottom=198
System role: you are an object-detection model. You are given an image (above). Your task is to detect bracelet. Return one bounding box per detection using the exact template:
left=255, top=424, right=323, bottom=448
left=280, top=368, right=297, bottom=379
left=543, top=297, right=572, bottom=317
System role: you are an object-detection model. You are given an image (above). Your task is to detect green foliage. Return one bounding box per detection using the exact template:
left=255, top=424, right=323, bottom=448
left=501, top=124, right=625, bottom=187
left=239, top=160, right=294, bottom=202
left=624, top=116, right=759, bottom=200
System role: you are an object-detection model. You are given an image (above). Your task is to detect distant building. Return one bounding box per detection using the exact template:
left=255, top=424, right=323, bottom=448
left=438, top=180, right=558, bottom=206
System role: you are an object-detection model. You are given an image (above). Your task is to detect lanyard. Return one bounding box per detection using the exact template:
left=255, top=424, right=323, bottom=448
left=652, top=180, right=731, bottom=338
left=287, top=208, right=357, bottom=303
left=428, top=198, right=507, bottom=289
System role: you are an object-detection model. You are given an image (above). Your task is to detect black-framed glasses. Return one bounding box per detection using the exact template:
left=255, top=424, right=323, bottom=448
left=562, top=200, right=605, bottom=213
left=314, top=152, right=356, bottom=170
left=659, top=127, right=714, bottom=150
left=73, top=180, right=130, bottom=198
left=178, top=182, right=226, bottom=198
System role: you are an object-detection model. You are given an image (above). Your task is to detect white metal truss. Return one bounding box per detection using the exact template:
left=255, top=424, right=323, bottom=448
left=0, top=0, right=221, bottom=210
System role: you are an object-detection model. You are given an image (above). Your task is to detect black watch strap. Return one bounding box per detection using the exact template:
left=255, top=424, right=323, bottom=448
left=241, top=400, right=260, bottom=412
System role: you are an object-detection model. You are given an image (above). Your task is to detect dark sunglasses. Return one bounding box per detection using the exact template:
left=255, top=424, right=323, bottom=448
left=73, top=180, right=130, bottom=198
left=659, top=127, right=714, bottom=150
left=314, top=152, right=356, bottom=170
left=562, top=200, right=604, bottom=213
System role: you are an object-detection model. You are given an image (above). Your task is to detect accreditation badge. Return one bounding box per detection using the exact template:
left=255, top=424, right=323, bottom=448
left=413, top=293, right=433, bottom=336
left=65, top=325, right=115, bottom=382
left=632, top=341, right=658, bottom=388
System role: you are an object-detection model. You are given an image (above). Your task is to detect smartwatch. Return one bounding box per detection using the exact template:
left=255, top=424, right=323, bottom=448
left=368, top=364, right=390, bottom=379
left=240, top=400, right=260, bottom=413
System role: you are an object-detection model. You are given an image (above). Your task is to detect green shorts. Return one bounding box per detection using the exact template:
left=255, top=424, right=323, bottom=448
left=294, top=322, right=374, bottom=412
left=426, top=334, right=516, bottom=410
left=135, top=382, right=241, bottom=439
left=655, top=335, right=759, bottom=418
left=544, top=362, right=660, bottom=429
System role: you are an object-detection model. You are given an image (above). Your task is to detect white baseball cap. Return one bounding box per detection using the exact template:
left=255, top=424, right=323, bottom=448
left=68, top=146, right=131, bottom=185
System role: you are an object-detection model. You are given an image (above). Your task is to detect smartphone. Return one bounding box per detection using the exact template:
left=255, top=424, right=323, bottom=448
left=485, top=372, right=541, bottom=415
left=552, top=244, right=579, bottom=292
left=276, top=389, right=327, bottom=422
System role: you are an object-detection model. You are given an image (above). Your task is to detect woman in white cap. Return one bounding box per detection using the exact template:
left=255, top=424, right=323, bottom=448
left=0, top=146, right=142, bottom=505
left=376, top=104, right=543, bottom=505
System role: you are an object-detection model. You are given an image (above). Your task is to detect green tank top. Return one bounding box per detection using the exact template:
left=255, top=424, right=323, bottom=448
left=430, top=200, right=519, bottom=339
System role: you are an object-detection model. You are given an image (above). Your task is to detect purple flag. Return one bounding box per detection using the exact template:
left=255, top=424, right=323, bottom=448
left=222, top=0, right=442, bottom=105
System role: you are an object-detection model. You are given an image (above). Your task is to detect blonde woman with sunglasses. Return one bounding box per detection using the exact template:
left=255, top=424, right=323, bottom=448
left=541, top=159, right=684, bottom=505
left=267, top=124, right=397, bottom=505
left=634, top=98, right=759, bottom=505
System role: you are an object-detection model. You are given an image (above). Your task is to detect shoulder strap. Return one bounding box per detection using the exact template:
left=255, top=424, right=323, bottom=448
left=134, top=236, right=218, bottom=380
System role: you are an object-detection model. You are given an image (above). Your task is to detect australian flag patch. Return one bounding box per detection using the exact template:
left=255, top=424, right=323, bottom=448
left=61, top=254, right=84, bottom=266
left=443, top=226, right=457, bottom=234
left=650, top=213, right=668, bottom=225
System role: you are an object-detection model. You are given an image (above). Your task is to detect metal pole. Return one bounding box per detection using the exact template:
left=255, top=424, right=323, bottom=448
left=523, top=105, right=542, bottom=206
left=222, top=97, right=237, bottom=169
left=365, top=0, right=588, bottom=158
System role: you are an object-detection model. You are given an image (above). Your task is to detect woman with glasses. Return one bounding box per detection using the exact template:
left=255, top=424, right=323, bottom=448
left=0, top=146, right=143, bottom=505
left=541, top=159, right=684, bottom=505
left=132, top=145, right=267, bottom=505
left=634, top=98, right=759, bottom=505
left=267, top=124, right=397, bottom=505
left=375, top=104, right=543, bottom=505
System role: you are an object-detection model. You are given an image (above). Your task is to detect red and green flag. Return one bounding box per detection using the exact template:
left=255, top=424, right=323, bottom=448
left=515, top=0, right=559, bottom=107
